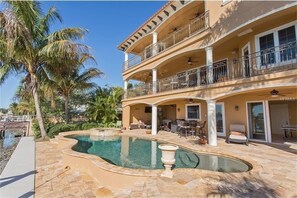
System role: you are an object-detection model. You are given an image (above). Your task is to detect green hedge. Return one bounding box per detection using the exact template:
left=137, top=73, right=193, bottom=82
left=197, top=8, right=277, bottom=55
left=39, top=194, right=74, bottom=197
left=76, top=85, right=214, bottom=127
left=32, top=121, right=101, bottom=138
left=47, top=123, right=82, bottom=138
left=81, top=122, right=98, bottom=130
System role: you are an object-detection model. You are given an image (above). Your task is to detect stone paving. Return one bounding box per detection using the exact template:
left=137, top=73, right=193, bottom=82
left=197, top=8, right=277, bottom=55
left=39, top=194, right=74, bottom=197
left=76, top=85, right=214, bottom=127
left=35, top=130, right=297, bottom=197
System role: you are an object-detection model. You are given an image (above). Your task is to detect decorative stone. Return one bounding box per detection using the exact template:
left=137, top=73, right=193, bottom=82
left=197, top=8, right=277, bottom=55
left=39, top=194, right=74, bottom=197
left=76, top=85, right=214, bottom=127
left=158, top=144, right=179, bottom=178
left=89, top=129, right=121, bottom=141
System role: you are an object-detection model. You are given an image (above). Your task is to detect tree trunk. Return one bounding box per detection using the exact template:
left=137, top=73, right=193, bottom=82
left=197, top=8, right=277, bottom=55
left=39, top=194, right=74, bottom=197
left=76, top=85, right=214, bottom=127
left=65, top=95, right=69, bottom=124
left=31, top=73, right=47, bottom=139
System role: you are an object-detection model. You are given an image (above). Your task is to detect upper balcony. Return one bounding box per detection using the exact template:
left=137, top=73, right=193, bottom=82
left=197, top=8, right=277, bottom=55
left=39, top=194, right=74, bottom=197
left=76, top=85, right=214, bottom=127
left=122, top=10, right=209, bottom=72
left=125, top=42, right=297, bottom=99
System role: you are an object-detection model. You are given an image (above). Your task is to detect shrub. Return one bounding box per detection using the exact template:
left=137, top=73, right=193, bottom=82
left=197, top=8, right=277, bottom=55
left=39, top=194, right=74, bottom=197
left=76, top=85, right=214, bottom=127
left=32, top=119, right=41, bottom=139
left=47, top=123, right=81, bottom=138
left=81, top=122, right=98, bottom=130
left=32, top=118, right=55, bottom=139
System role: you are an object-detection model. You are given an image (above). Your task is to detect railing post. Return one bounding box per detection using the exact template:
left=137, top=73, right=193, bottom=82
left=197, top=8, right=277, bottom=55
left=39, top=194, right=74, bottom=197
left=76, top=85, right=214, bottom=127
left=205, top=46, right=213, bottom=84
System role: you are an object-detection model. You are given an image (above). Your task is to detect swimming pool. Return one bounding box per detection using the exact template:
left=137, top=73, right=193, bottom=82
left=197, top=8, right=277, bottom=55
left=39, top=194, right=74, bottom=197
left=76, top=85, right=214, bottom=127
left=69, top=135, right=251, bottom=173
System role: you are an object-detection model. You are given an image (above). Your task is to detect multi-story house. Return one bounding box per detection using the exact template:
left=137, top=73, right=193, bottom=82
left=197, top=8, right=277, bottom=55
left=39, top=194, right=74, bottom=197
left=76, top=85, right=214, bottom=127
left=117, top=0, right=297, bottom=146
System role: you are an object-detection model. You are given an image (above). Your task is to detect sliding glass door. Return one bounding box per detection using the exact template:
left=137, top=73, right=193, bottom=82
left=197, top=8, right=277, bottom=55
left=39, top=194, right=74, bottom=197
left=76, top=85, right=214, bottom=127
left=247, top=102, right=267, bottom=141
left=216, top=103, right=225, bottom=136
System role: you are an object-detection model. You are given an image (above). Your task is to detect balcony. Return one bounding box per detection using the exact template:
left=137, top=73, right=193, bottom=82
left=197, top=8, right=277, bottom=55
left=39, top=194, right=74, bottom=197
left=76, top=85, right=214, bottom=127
left=123, top=11, right=210, bottom=71
left=125, top=42, right=297, bottom=99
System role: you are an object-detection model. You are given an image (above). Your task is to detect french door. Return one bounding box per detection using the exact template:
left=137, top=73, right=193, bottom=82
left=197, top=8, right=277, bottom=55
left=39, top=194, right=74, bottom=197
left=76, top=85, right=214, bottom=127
left=242, top=43, right=251, bottom=77
left=216, top=103, right=225, bottom=136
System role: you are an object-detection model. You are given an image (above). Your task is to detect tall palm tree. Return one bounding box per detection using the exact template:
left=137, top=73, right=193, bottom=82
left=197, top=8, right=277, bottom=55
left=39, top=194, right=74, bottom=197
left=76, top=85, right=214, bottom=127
left=0, top=1, right=90, bottom=139
left=42, top=54, right=103, bottom=123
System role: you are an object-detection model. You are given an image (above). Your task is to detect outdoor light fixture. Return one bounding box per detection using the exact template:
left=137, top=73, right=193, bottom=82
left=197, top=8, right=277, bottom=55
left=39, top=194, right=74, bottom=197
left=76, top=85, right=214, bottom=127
left=235, top=105, right=239, bottom=111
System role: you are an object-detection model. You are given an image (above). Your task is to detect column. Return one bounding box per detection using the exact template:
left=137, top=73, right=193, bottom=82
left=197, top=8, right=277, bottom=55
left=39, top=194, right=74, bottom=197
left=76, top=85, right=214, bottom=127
left=151, top=104, right=158, bottom=135
left=124, top=80, right=128, bottom=99
left=151, top=141, right=157, bottom=168
left=124, top=52, right=129, bottom=70
left=152, top=68, right=157, bottom=94
left=205, top=47, right=213, bottom=84
left=152, top=31, right=158, bottom=56
left=122, top=106, right=130, bottom=129
left=207, top=100, right=217, bottom=146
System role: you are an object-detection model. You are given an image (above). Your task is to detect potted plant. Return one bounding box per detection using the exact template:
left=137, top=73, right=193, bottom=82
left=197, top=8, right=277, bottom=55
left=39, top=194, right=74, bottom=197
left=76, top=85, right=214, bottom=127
left=158, top=144, right=179, bottom=178
left=198, top=130, right=207, bottom=145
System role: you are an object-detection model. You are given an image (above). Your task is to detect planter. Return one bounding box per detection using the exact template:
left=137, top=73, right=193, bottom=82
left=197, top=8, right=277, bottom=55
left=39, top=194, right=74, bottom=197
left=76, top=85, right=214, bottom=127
left=146, top=130, right=151, bottom=134
left=199, top=138, right=207, bottom=145
left=158, top=144, right=179, bottom=178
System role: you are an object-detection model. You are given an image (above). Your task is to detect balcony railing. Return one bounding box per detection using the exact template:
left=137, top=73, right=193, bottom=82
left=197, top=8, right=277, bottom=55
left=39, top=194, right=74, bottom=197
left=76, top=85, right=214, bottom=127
left=125, top=42, right=297, bottom=98
left=123, top=11, right=210, bottom=71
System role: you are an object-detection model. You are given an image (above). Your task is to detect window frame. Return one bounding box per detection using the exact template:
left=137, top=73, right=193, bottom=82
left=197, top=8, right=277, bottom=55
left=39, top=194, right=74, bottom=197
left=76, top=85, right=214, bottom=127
left=255, top=21, right=297, bottom=68
left=185, top=103, right=201, bottom=121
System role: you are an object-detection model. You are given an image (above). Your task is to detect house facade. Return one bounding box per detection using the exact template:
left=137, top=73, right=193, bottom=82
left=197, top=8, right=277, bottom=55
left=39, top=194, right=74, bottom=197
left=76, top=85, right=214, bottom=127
left=118, top=0, right=297, bottom=146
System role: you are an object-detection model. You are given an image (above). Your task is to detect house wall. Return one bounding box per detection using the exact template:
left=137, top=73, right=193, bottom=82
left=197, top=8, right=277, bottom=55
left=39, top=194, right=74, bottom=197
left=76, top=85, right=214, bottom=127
left=130, top=104, right=152, bottom=124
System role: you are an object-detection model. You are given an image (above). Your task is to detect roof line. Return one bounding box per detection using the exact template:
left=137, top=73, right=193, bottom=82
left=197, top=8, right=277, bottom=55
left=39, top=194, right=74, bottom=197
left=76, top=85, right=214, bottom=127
left=117, top=1, right=173, bottom=50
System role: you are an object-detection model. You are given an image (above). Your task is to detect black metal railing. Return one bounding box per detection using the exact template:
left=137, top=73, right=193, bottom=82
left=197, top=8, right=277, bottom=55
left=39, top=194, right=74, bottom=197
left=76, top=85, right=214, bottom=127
left=123, top=11, right=210, bottom=71
left=124, top=42, right=297, bottom=98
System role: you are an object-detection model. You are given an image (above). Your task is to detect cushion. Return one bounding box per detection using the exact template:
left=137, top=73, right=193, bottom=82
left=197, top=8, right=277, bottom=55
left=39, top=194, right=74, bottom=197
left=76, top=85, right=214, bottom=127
left=230, top=131, right=245, bottom=136
left=229, top=134, right=247, bottom=141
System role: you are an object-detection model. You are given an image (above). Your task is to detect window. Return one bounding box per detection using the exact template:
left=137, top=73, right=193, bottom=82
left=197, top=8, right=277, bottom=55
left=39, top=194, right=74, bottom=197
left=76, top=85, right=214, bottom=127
left=144, top=106, right=152, bottom=113
left=259, top=33, right=275, bottom=65
left=278, top=26, right=296, bottom=62
left=186, top=104, right=201, bottom=120
left=256, top=22, right=297, bottom=67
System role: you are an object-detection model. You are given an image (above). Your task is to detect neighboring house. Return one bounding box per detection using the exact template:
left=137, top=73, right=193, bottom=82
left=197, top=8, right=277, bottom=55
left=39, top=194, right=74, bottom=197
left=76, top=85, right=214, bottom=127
left=117, top=0, right=297, bottom=145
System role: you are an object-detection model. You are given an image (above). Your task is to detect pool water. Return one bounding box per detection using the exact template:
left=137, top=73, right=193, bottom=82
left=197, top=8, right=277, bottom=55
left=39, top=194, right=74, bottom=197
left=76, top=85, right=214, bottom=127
left=69, top=135, right=251, bottom=173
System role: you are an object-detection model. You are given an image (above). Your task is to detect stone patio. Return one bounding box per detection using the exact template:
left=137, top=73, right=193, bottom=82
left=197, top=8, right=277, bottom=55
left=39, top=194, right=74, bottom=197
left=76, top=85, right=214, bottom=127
left=35, top=130, right=297, bottom=197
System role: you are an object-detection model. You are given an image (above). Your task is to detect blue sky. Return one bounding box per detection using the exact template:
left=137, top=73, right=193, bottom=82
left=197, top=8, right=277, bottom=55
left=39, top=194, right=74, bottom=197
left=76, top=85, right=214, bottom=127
left=0, top=1, right=166, bottom=108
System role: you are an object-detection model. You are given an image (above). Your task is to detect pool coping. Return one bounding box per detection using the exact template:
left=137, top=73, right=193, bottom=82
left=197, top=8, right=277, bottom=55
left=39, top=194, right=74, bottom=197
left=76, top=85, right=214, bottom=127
left=57, top=129, right=260, bottom=179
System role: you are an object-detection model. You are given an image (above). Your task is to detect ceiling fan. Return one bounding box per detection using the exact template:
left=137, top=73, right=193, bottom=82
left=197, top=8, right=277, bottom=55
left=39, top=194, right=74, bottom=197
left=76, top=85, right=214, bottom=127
left=258, top=89, right=290, bottom=97
left=187, top=57, right=199, bottom=65
left=168, top=27, right=180, bottom=34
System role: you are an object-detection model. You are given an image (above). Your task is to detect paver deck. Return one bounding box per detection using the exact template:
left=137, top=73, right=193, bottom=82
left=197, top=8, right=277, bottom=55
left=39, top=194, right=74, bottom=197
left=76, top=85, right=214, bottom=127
left=35, top=130, right=297, bottom=197
left=0, top=137, right=35, bottom=198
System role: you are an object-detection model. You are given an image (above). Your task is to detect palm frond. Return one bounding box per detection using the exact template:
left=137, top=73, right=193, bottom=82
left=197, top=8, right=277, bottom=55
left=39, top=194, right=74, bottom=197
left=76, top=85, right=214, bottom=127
left=47, top=27, right=88, bottom=42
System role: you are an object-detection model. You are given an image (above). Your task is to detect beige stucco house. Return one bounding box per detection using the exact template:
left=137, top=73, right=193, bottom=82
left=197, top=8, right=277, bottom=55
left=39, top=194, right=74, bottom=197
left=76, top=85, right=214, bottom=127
left=118, top=0, right=297, bottom=145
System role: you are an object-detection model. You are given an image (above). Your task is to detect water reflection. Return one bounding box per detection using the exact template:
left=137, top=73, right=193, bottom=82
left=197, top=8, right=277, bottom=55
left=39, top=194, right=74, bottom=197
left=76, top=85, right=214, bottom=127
left=70, top=135, right=250, bottom=172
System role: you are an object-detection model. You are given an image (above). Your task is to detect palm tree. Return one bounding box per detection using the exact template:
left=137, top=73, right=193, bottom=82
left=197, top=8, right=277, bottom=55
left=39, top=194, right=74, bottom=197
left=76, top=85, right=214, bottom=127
left=42, top=55, right=103, bottom=123
left=87, top=87, right=123, bottom=124
left=0, top=1, right=90, bottom=139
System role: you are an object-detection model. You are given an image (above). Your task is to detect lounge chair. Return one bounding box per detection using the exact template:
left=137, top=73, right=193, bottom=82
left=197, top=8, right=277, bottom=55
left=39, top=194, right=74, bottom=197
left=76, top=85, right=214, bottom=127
left=227, top=124, right=248, bottom=145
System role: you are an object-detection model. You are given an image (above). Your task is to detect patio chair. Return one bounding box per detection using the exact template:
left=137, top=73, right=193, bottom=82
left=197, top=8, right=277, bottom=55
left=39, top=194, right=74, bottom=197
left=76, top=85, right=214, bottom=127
left=193, top=121, right=206, bottom=138
left=139, top=120, right=151, bottom=129
left=227, top=124, right=248, bottom=145
left=115, top=121, right=122, bottom=128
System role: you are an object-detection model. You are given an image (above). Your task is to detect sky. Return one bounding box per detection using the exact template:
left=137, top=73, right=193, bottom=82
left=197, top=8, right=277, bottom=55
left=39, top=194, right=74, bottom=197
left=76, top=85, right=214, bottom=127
left=0, top=1, right=166, bottom=108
